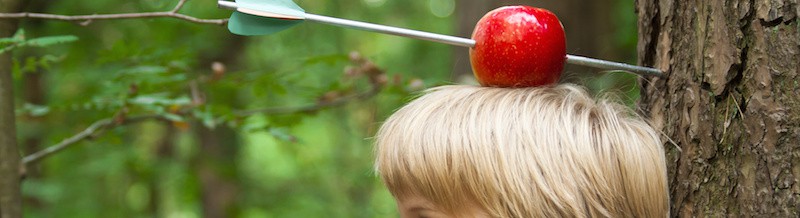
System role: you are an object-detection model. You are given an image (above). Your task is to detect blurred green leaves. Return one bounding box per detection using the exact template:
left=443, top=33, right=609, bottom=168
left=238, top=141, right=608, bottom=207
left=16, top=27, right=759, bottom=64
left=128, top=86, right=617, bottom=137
left=8, top=0, right=643, bottom=217
left=12, top=1, right=439, bottom=216
left=0, top=29, right=78, bottom=54
left=17, top=103, right=51, bottom=117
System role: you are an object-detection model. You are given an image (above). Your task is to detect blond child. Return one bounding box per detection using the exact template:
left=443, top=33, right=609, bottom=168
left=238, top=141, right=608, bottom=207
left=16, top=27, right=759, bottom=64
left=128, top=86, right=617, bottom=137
left=374, top=84, right=669, bottom=217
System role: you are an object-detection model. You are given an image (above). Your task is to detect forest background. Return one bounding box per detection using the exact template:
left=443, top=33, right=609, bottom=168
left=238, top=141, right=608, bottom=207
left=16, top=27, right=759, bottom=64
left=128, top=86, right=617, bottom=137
left=3, top=0, right=640, bottom=217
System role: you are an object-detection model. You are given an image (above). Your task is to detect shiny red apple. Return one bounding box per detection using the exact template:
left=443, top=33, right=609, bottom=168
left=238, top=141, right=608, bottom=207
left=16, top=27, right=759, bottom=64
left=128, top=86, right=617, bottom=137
left=469, top=6, right=566, bottom=87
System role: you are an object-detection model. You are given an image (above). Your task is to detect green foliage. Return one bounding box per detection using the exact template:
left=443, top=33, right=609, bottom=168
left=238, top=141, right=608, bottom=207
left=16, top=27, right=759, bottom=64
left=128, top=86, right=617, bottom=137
left=0, top=29, right=77, bottom=54
left=12, top=55, right=65, bottom=78
left=14, top=0, right=451, bottom=217
left=17, top=103, right=50, bottom=117
left=11, top=0, right=641, bottom=217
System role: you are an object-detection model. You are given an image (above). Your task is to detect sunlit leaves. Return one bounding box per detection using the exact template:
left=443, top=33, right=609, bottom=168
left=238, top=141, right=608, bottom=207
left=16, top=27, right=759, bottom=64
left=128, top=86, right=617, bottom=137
left=128, top=93, right=192, bottom=115
left=17, top=103, right=51, bottom=117
left=0, top=29, right=77, bottom=54
left=268, top=127, right=297, bottom=143
left=11, top=55, right=65, bottom=79
left=15, top=0, right=456, bottom=216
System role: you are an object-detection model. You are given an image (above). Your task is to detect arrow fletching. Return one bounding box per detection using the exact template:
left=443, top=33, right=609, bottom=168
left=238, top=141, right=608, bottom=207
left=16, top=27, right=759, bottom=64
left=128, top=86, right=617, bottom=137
left=235, top=0, right=305, bottom=19
left=226, top=0, right=305, bottom=36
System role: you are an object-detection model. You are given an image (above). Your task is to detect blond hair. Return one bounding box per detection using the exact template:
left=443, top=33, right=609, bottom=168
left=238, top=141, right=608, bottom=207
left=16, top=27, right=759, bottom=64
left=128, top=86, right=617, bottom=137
left=374, top=84, right=668, bottom=217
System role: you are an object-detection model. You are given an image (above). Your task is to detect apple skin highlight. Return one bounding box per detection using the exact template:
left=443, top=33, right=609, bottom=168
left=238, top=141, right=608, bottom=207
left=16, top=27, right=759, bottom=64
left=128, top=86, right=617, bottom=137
left=469, top=6, right=567, bottom=88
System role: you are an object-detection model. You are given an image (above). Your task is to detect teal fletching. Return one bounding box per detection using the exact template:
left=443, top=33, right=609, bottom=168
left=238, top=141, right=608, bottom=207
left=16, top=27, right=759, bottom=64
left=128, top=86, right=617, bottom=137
left=229, top=12, right=303, bottom=36
left=227, top=0, right=306, bottom=36
left=237, top=0, right=305, bottom=18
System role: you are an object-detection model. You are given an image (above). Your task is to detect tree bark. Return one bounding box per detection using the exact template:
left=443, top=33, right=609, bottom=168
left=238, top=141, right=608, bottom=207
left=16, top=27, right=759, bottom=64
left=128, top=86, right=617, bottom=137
left=451, top=0, right=492, bottom=81
left=20, top=0, right=52, bottom=178
left=194, top=34, right=246, bottom=218
left=0, top=0, right=23, bottom=217
left=196, top=125, right=240, bottom=218
left=636, top=0, right=799, bottom=216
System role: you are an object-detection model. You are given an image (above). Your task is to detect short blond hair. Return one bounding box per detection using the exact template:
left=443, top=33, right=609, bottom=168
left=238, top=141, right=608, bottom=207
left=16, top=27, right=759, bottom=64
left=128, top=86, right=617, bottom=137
left=375, top=84, right=668, bottom=217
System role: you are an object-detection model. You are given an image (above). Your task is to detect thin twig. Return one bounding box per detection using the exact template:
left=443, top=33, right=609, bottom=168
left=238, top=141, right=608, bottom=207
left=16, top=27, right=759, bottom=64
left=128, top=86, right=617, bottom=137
left=189, top=80, right=205, bottom=106
left=0, top=0, right=227, bottom=25
left=172, top=0, right=189, bottom=13
left=21, top=115, right=162, bottom=166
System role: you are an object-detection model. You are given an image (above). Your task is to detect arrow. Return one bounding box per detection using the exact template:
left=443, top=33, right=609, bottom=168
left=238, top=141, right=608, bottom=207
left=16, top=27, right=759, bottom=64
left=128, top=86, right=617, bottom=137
left=219, top=0, right=664, bottom=77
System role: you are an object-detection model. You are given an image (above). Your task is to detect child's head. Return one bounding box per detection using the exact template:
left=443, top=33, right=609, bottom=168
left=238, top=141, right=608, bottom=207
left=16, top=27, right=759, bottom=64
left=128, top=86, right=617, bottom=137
left=374, top=84, right=668, bottom=217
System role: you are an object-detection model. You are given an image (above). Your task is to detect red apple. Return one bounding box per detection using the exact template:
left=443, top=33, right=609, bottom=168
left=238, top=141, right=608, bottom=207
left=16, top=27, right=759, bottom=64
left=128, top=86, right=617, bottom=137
left=469, top=6, right=566, bottom=87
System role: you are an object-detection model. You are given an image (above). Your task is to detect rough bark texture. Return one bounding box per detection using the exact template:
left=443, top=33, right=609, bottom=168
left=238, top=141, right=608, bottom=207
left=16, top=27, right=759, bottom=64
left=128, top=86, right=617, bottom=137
left=636, top=0, right=800, bottom=216
left=0, top=0, right=23, bottom=217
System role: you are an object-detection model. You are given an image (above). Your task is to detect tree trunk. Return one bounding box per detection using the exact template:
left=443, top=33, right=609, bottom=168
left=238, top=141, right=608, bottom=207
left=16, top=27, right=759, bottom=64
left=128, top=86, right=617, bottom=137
left=452, top=0, right=492, bottom=81
left=194, top=34, right=246, bottom=218
left=196, top=125, right=240, bottom=218
left=20, top=0, right=52, bottom=178
left=636, top=0, right=799, bottom=216
left=0, top=0, right=23, bottom=217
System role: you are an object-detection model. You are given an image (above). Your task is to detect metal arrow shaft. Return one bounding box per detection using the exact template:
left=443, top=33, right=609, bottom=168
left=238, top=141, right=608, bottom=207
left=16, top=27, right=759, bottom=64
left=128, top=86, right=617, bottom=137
left=219, top=1, right=664, bottom=77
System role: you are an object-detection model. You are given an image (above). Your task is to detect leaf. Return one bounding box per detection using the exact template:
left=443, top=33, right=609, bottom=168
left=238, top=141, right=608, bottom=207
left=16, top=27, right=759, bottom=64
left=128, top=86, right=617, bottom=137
left=195, top=109, right=217, bottom=129
left=11, top=55, right=67, bottom=78
left=37, top=55, right=66, bottom=70
left=268, top=127, right=297, bottom=143
left=227, top=0, right=306, bottom=36
left=128, top=94, right=192, bottom=107
left=0, top=44, right=18, bottom=54
left=22, top=57, right=38, bottom=73
left=120, top=66, right=169, bottom=76
left=21, top=103, right=51, bottom=117
left=23, top=35, right=79, bottom=47
left=0, top=31, right=77, bottom=54
left=0, top=29, right=24, bottom=45
left=162, top=113, right=184, bottom=122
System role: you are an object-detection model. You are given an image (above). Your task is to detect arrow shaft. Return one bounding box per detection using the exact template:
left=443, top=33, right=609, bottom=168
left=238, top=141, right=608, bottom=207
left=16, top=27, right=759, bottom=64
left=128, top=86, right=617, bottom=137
left=219, top=1, right=237, bottom=10
left=219, top=1, right=664, bottom=77
left=305, top=14, right=475, bottom=47
left=565, top=55, right=664, bottom=77
left=307, top=14, right=663, bottom=77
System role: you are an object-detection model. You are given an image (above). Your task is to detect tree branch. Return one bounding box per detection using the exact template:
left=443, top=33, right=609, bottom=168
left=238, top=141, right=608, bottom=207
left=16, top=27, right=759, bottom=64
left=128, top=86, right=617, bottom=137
left=21, top=114, right=163, bottom=167
left=19, top=53, right=390, bottom=175
left=0, top=0, right=228, bottom=25
left=172, top=0, right=189, bottom=13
